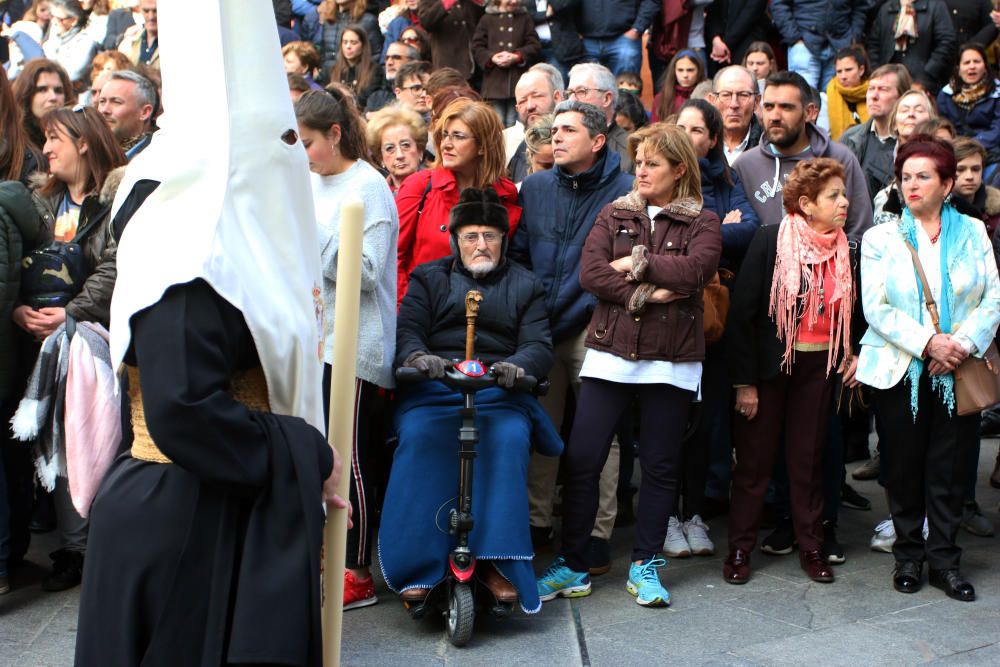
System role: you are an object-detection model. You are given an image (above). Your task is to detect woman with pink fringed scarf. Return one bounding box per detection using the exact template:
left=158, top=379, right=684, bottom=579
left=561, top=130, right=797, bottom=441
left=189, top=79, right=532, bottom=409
left=722, top=158, right=866, bottom=587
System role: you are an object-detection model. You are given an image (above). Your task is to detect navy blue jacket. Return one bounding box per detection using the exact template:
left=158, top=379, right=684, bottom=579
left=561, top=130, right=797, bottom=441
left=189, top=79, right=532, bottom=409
left=937, top=83, right=1000, bottom=156
left=770, top=0, right=868, bottom=53
left=575, top=0, right=660, bottom=39
left=511, top=148, right=634, bottom=344
left=698, top=155, right=759, bottom=273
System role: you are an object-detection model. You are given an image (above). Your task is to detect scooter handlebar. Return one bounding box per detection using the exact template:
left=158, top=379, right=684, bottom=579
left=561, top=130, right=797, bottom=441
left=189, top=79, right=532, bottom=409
left=395, top=365, right=545, bottom=395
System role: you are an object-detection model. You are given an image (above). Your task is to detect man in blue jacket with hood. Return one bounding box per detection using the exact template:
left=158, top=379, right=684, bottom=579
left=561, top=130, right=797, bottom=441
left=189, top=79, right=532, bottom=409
left=511, top=100, right=634, bottom=574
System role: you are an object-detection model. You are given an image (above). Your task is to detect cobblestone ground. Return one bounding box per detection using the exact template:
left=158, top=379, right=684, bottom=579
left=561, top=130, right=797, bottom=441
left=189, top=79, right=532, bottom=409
left=2, top=439, right=999, bottom=666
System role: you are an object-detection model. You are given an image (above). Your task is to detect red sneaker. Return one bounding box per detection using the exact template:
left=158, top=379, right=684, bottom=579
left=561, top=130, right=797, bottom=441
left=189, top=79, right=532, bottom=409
left=343, top=570, right=378, bottom=610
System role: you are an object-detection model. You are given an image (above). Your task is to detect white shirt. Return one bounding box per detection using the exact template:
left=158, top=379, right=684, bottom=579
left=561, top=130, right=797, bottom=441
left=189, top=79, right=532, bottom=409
left=724, top=126, right=752, bottom=166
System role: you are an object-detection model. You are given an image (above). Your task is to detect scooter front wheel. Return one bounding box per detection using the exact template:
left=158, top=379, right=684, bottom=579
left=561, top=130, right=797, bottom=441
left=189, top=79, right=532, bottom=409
left=446, top=583, right=474, bottom=646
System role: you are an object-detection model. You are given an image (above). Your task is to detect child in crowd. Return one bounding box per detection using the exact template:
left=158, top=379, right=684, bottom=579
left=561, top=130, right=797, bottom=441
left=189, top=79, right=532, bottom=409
left=653, top=49, right=705, bottom=122
left=743, top=41, right=775, bottom=94
left=472, top=0, right=541, bottom=127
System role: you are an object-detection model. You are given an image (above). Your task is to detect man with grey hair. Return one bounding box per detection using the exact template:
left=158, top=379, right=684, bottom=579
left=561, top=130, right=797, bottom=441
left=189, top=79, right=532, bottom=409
left=709, top=65, right=762, bottom=166
left=98, top=69, right=157, bottom=159
left=566, top=63, right=632, bottom=173
left=511, top=99, right=634, bottom=574
left=506, top=63, right=566, bottom=180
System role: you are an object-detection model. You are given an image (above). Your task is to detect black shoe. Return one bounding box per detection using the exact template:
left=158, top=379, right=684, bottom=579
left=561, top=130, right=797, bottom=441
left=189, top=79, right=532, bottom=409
left=840, top=483, right=872, bottom=511
left=979, top=409, right=1000, bottom=437
left=929, top=569, right=975, bottom=602
left=530, top=525, right=553, bottom=551
left=42, top=550, right=83, bottom=592
left=585, top=536, right=611, bottom=576
left=893, top=561, right=922, bottom=594
left=821, top=520, right=846, bottom=564
left=761, top=515, right=796, bottom=555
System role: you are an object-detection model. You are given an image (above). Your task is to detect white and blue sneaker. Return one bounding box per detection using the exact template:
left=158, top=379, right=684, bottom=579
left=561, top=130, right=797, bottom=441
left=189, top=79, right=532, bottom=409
left=537, top=557, right=592, bottom=601
left=626, top=557, right=670, bottom=607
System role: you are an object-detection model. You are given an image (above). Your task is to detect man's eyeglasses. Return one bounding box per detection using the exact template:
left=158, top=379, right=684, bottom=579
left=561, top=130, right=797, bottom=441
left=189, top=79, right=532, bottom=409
left=565, top=87, right=607, bottom=99
left=400, top=83, right=425, bottom=94
left=458, top=231, right=502, bottom=245
left=714, top=90, right=756, bottom=103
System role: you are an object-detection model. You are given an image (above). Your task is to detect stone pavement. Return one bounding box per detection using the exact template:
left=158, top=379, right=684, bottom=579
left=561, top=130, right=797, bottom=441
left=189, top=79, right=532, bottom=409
left=2, top=440, right=999, bottom=666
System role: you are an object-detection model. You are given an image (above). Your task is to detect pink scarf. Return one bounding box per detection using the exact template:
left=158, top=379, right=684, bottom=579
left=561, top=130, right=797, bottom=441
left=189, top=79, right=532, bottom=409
left=768, top=213, right=853, bottom=375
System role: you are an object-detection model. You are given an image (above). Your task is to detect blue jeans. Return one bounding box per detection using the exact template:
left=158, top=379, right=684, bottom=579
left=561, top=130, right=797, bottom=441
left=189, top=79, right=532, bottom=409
left=787, top=41, right=835, bottom=91
left=583, top=34, right=643, bottom=76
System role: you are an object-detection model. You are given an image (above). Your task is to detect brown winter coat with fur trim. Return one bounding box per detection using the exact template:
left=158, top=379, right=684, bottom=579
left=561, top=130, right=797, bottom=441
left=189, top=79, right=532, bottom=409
left=26, top=166, right=125, bottom=326
left=580, top=190, right=721, bottom=362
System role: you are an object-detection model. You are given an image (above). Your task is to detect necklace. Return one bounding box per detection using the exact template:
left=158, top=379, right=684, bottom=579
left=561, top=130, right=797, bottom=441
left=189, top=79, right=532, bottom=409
left=929, top=224, right=942, bottom=244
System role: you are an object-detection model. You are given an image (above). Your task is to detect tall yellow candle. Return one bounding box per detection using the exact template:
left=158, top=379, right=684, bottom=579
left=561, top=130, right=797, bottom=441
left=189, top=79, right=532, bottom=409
left=323, top=198, right=364, bottom=667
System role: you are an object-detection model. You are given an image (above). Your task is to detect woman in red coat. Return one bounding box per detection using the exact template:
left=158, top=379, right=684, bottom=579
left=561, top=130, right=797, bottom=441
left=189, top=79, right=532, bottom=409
left=395, top=98, right=521, bottom=305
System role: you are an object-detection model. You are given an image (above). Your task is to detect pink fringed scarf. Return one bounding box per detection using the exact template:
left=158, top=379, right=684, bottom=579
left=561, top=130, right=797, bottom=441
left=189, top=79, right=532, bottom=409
left=768, top=213, right=853, bottom=375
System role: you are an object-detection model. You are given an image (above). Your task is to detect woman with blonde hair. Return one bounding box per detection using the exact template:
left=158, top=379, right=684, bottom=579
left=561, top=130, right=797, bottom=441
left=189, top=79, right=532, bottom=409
left=536, top=124, right=722, bottom=608
left=395, top=98, right=520, bottom=304
left=365, top=104, right=428, bottom=193
left=873, top=89, right=939, bottom=222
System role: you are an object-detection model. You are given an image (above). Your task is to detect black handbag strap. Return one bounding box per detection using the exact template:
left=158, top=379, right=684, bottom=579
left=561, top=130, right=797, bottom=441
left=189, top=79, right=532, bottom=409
left=902, top=239, right=943, bottom=335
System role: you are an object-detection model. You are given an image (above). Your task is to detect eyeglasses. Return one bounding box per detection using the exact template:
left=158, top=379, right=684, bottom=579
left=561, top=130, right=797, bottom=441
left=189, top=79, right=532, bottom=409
left=565, top=87, right=607, bottom=99
left=400, top=83, right=425, bottom=93
left=401, top=36, right=420, bottom=44
left=441, top=130, right=473, bottom=143
left=458, top=231, right=502, bottom=245
left=714, top=90, right=756, bottom=103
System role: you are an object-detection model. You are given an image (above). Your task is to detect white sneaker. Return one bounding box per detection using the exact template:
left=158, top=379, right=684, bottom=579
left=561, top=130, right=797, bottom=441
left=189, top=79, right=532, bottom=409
left=663, top=516, right=691, bottom=557
left=683, top=515, right=715, bottom=556
left=871, top=517, right=895, bottom=553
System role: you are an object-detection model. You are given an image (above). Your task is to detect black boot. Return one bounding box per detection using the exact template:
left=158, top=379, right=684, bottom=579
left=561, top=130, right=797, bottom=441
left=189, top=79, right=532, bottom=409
left=42, top=550, right=83, bottom=592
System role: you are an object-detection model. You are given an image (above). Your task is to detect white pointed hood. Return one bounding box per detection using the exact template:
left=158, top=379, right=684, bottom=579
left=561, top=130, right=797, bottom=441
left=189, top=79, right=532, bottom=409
left=109, top=0, right=325, bottom=430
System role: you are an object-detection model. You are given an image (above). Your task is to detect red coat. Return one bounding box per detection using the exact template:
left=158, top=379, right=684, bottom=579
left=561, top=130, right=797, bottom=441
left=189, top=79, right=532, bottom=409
left=395, top=167, right=521, bottom=305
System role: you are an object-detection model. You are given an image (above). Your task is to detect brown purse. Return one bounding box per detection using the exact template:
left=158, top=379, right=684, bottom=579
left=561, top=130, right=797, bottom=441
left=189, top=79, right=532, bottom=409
left=904, top=241, right=1000, bottom=416
left=703, top=269, right=733, bottom=345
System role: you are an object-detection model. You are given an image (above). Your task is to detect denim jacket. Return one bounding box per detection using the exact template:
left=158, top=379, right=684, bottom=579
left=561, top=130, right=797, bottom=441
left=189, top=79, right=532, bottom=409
left=856, top=212, right=1000, bottom=390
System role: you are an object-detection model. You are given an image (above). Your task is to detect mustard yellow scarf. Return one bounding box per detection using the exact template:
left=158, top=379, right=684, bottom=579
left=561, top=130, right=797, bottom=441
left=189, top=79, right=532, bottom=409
left=826, top=78, right=869, bottom=140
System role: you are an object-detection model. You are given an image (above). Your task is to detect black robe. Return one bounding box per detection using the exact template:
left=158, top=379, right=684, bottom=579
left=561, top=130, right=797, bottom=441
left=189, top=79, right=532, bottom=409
left=75, top=280, right=332, bottom=667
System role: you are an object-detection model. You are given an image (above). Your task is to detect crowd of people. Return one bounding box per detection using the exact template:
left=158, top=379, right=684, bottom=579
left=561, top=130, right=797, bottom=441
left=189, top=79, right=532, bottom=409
left=1, top=0, right=1000, bottom=637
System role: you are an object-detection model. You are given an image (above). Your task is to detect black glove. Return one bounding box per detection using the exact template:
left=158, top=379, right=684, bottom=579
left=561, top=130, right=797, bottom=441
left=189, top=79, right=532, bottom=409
left=402, top=351, right=451, bottom=378
left=491, top=361, right=525, bottom=389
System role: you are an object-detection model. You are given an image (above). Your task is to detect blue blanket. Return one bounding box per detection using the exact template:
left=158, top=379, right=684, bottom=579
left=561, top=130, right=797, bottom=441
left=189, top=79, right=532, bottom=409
left=378, top=381, right=562, bottom=613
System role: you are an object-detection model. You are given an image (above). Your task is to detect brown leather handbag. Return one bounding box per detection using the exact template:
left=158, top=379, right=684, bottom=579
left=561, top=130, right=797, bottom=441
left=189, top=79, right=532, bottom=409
left=904, top=241, right=1000, bottom=416
left=703, top=269, right=733, bottom=345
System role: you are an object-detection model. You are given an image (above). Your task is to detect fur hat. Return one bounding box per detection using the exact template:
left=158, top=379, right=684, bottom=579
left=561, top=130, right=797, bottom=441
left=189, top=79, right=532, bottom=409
left=449, top=187, right=509, bottom=234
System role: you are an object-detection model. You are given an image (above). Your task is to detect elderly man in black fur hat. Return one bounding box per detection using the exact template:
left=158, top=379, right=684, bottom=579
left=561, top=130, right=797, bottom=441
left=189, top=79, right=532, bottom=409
left=379, top=187, right=561, bottom=615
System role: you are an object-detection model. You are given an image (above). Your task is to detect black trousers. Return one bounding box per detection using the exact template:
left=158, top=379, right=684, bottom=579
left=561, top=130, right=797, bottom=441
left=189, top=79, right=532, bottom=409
left=873, top=369, right=978, bottom=570
left=560, top=378, right=693, bottom=571
left=322, top=370, right=386, bottom=570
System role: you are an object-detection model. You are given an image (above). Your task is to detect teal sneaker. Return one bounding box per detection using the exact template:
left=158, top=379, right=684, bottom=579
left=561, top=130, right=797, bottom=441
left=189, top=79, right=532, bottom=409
left=626, top=557, right=670, bottom=607
left=537, top=557, right=592, bottom=601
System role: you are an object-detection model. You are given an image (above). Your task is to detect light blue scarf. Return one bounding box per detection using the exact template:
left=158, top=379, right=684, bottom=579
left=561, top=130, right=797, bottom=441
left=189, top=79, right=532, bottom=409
left=900, top=203, right=962, bottom=419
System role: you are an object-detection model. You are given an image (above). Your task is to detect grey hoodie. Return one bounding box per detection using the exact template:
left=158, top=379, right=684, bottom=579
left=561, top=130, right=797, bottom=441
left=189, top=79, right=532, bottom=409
left=732, top=122, right=873, bottom=240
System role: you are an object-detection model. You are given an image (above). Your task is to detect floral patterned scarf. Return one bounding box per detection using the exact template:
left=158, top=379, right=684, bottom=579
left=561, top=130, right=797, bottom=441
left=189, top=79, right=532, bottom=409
left=952, top=79, right=990, bottom=110
left=769, top=213, right=853, bottom=375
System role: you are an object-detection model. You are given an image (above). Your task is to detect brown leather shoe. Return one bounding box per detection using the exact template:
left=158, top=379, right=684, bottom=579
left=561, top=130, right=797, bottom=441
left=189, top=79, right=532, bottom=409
left=476, top=561, right=517, bottom=603
left=401, top=587, right=429, bottom=603
left=479, top=562, right=518, bottom=603
left=723, top=549, right=751, bottom=585
left=800, top=549, right=834, bottom=583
